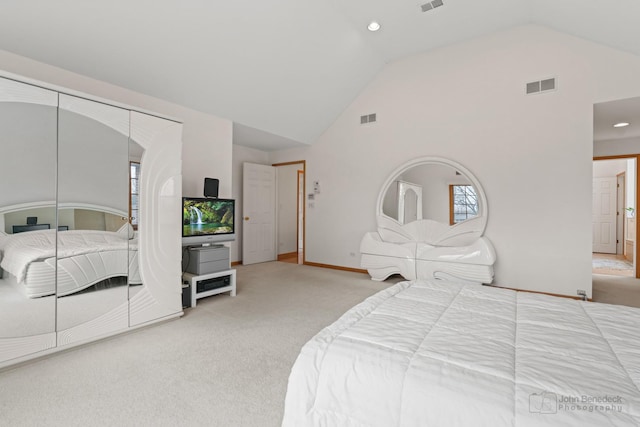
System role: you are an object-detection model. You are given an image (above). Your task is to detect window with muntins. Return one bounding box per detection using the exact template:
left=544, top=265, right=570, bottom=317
left=130, top=162, right=140, bottom=229
left=449, top=185, right=478, bottom=224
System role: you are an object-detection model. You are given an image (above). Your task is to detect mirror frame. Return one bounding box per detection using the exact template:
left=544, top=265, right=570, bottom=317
left=376, top=156, right=488, bottom=234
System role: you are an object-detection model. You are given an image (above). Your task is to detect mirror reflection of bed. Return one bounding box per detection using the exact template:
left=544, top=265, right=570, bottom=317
left=0, top=90, right=145, bottom=342
left=55, top=209, right=136, bottom=331
left=0, top=207, right=139, bottom=336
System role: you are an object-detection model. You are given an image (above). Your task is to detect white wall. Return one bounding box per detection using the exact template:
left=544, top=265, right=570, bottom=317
left=594, top=137, right=640, bottom=157
left=270, top=25, right=640, bottom=298
left=231, top=144, right=270, bottom=262
left=0, top=49, right=233, bottom=206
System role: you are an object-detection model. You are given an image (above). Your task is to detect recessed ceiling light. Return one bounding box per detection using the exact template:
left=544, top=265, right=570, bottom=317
left=613, top=122, right=630, bottom=128
left=367, top=21, right=381, bottom=32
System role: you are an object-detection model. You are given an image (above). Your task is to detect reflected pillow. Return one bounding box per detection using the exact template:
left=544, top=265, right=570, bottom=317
left=117, top=223, right=135, bottom=239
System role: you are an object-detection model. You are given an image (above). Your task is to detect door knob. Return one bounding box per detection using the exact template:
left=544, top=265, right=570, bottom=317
left=244, top=216, right=250, bottom=221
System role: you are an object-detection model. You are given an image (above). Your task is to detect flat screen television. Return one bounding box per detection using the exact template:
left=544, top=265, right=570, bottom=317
left=182, top=197, right=235, bottom=246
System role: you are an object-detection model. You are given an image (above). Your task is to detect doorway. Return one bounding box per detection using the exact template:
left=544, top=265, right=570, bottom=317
left=592, top=157, right=637, bottom=278
left=273, top=161, right=305, bottom=265
left=592, top=97, right=640, bottom=307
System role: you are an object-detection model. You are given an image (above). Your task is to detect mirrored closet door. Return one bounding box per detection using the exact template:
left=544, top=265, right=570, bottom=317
left=128, top=139, right=144, bottom=304
left=0, top=77, right=58, bottom=362
left=0, top=72, right=182, bottom=368
left=56, top=94, right=131, bottom=345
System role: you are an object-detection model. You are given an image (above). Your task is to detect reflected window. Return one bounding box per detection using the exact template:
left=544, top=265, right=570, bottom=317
left=449, top=185, right=478, bottom=224
left=130, top=162, right=140, bottom=229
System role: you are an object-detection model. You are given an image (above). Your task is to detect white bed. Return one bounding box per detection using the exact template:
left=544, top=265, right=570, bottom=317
left=282, top=280, right=640, bottom=426
left=0, top=228, right=140, bottom=298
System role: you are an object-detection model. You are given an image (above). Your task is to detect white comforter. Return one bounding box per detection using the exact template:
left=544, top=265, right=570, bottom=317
left=0, top=229, right=129, bottom=283
left=282, top=280, right=640, bottom=426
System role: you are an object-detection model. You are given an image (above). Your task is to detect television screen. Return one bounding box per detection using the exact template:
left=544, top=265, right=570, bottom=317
left=182, top=198, right=235, bottom=243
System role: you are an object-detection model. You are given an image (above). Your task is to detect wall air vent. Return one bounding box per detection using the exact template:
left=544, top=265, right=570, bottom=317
left=360, top=113, right=377, bottom=124
left=526, top=78, right=556, bottom=95
left=421, top=0, right=443, bottom=12
left=540, top=78, right=555, bottom=91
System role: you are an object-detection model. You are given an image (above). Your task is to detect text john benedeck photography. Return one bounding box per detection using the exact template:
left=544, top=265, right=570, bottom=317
left=529, top=391, right=625, bottom=414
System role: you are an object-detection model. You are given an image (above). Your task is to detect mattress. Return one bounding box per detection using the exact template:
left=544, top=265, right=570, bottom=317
left=23, top=249, right=140, bottom=298
left=282, top=280, right=640, bottom=426
left=0, top=229, right=140, bottom=298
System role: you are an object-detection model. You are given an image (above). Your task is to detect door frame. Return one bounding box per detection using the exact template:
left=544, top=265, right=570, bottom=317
left=594, top=154, right=640, bottom=278
left=272, top=160, right=306, bottom=264
left=616, top=171, right=625, bottom=255
left=297, top=169, right=304, bottom=264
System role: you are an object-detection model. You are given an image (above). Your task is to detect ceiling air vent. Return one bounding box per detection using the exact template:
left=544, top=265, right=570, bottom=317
left=526, top=78, right=556, bottom=95
left=421, top=0, right=443, bottom=12
left=360, top=113, right=377, bottom=124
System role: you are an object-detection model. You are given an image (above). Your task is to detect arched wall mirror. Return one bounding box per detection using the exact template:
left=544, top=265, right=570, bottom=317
left=361, top=156, right=495, bottom=283
left=377, top=156, right=488, bottom=236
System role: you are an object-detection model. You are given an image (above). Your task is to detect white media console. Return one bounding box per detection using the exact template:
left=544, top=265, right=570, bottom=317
left=182, top=245, right=236, bottom=307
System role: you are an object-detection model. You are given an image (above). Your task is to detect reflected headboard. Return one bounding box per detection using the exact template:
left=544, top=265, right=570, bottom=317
left=12, top=224, right=50, bottom=233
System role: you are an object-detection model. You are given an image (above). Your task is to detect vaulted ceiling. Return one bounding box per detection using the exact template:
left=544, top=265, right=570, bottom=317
left=0, top=1, right=639, bottom=150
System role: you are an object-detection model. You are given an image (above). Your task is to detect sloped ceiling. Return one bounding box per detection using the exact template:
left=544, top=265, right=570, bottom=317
left=0, top=0, right=639, bottom=150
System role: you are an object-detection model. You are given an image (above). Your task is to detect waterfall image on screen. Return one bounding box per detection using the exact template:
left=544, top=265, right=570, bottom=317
left=183, top=199, right=234, bottom=237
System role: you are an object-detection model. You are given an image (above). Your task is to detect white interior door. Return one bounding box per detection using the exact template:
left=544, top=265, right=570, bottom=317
left=593, top=177, right=617, bottom=254
left=243, top=162, right=277, bottom=265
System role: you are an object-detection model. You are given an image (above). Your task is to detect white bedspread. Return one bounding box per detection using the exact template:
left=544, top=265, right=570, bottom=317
left=0, top=229, right=129, bottom=283
left=282, top=280, right=640, bottom=426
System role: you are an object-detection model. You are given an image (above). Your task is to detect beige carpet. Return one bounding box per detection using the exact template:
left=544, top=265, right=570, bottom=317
left=0, top=262, right=396, bottom=427
left=3, top=263, right=637, bottom=426
left=592, top=273, right=640, bottom=308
